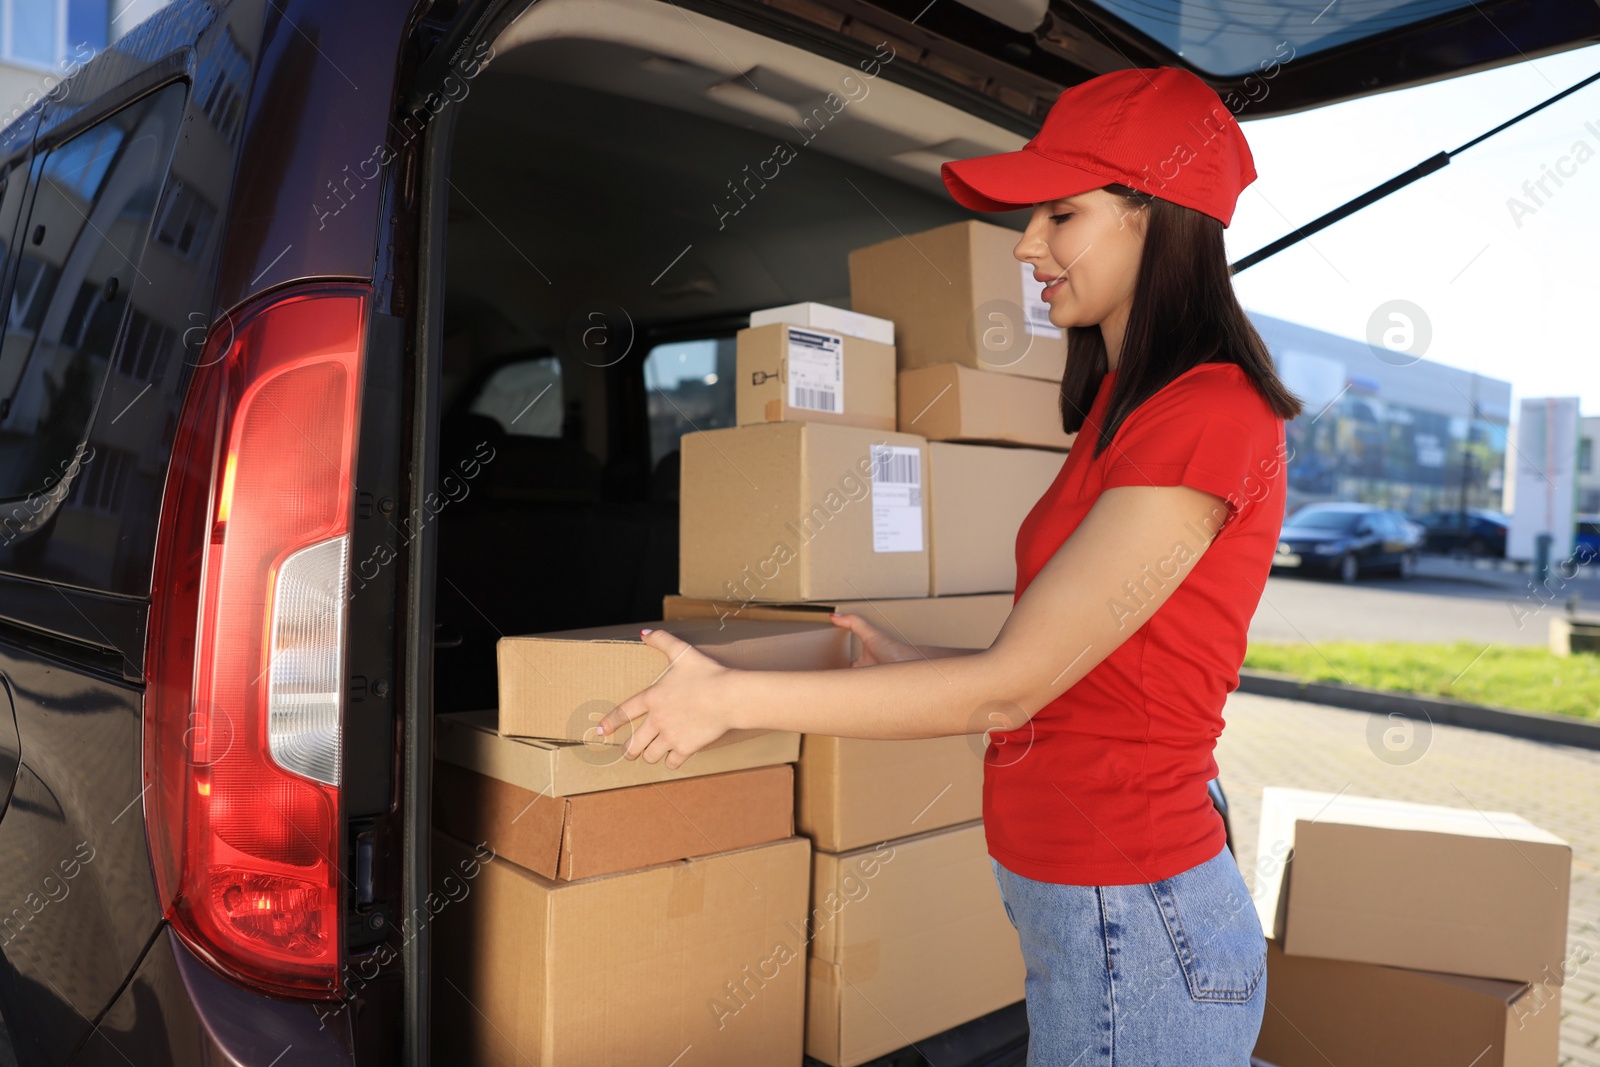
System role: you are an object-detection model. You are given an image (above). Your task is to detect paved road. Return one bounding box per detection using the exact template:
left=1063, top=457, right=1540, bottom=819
left=1215, top=690, right=1600, bottom=1065
left=1250, top=555, right=1600, bottom=647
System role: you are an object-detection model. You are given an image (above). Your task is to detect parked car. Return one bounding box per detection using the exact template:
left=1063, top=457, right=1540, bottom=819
left=1272, top=503, right=1423, bottom=583
left=1412, top=508, right=1511, bottom=558
left=0, top=0, right=1591, bottom=1063
left=1574, top=515, right=1600, bottom=561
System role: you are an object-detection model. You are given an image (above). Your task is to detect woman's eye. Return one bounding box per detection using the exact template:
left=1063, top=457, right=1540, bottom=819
left=1049, top=213, right=1073, bottom=224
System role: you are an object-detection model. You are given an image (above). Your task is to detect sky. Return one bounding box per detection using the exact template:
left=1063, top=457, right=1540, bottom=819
left=1223, top=42, right=1600, bottom=416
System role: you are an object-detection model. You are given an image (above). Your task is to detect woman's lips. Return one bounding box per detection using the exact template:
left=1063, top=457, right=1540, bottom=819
left=1041, top=276, right=1068, bottom=300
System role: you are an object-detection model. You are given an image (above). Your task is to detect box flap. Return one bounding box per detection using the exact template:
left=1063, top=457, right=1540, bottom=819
left=435, top=709, right=800, bottom=797
left=497, top=616, right=848, bottom=743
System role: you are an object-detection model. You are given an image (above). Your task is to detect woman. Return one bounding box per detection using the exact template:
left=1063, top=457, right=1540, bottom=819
left=597, top=66, right=1303, bottom=1064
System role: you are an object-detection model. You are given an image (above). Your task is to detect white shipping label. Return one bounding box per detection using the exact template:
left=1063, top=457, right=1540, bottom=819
left=786, top=327, right=844, bottom=414
left=869, top=443, right=923, bottom=553
left=1020, top=260, right=1064, bottom=338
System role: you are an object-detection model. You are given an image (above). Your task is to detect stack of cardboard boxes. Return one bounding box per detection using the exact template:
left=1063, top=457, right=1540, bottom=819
left=1250, top=787, right=1571, bottom=1067
left=670, top=218, right=1075, bottom=1066
left=431, top=618, right=850, bottom=1066
left=432, top=217, right=1074, bottom=1066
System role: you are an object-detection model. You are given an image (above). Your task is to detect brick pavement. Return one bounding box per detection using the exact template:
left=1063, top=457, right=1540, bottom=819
left=1214, top=691, right=1600, bottom=1065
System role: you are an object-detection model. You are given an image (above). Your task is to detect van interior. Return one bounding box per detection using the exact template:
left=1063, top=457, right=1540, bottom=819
left=430, top=0, right=1030, bottom=716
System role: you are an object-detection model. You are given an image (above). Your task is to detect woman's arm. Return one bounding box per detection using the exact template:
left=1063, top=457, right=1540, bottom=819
left=597, top=482, right=1230, bottom=766
left=826, top=610, right=982, bottom=664
left=914, top=644, right=981, bottom=659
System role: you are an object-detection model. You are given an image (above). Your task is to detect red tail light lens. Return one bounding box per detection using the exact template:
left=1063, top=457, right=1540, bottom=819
left=146, top=284, right=369, bottom=996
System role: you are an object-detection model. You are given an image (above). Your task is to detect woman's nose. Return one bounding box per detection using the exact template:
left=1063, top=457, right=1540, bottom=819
left=1013, top=207, right=1052, bottom=263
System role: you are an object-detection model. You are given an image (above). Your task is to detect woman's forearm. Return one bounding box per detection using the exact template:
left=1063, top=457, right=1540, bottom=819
left=912, top=644, right=983, bottom=660
left=724, top=646, right=1021, bottom=741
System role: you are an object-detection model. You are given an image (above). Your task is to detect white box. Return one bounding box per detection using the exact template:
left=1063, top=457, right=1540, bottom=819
left=749, top=302, right=895, bottom=346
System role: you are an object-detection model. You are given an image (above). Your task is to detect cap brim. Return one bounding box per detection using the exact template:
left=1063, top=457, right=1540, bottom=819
left=941, top=148, right=1112, bottom=212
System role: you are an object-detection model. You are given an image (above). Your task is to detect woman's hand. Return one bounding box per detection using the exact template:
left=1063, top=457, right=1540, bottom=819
left=829, top=612, right=919, bottom=666
left=593, top=628, right=737, bottom=769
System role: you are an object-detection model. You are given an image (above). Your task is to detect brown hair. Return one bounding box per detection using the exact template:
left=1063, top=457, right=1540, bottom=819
left=1059, top=183, right=1303, bottom=456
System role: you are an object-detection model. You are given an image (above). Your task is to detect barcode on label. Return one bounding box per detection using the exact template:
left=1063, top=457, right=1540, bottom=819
left=870, top=443, right=923, bottom=553
left=786, top=327, right=845, bottom=414
left=792, top=387, right=838, bottom=412
left=871, top=445, right=920, bottom=485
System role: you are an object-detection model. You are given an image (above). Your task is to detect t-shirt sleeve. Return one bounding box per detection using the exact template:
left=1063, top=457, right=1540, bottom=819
left=1100, top=379, right=1258, bottom=511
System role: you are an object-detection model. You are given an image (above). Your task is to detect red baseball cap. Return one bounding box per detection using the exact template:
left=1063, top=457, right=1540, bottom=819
left=941, top=66, right=1256, bottom=227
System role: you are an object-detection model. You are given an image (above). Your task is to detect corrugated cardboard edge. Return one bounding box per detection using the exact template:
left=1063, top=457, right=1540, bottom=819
left=1505, top=982, right=1562, bottom=1065
left=806, top=959, right=844, bottom=1067
left=809, top=846, right=843, bottom=965
left=434, top=761, right=569, bottom=880
left=795, top=734, right=849, bottom=853
left=806, top=959, right=846, bottom=1067
left=661, top=594, right=1013, bottom=650
left=436, top=709, right=801, bottom=798
left=797, top=422, right=817, bottom=595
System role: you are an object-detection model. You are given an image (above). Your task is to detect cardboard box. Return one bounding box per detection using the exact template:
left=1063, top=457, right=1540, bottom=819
left=662, top=593, right=1012, bottom=652
left=434, top=760, right=794, bottom=880
left=898, top=364, right=1075, bottom=450
left=436, top=709, right=801, bottom=797
left=796, top=734, right=981, bottom=853
left=849, top=219, right=1067, bottom=382
left=927, top=443, right=1061, bottom=595
left=1254, top=787, right=1571, bottom=986
left=664, top=593, right=1010, bottom=851
left=679, top=422, right=931, bottom=602
left=749, top=301, right=894, bottom=345
left=736, top=322, right=896, bottom=431
left=497, top=616, right=849, bottom=744
left=1253, top=939, right=1560, bottom=1067
left=432, top=830, right=811, bottom=1067
left=805, top=820, right=1024, bottom=1067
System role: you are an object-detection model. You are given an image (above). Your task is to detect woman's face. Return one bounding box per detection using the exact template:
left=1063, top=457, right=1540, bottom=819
left=1012, top=187, right=1147, bottom=334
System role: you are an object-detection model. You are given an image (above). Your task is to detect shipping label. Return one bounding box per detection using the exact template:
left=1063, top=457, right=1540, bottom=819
left=786, top=327, right=844, bottom=414
left=870, top=443, right=923, bottom=553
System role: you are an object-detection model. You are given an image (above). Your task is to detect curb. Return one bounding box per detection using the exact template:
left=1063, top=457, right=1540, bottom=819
left=1236, top=669, right=1600, bottom=751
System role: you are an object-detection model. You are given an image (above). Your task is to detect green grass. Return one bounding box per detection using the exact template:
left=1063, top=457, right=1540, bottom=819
left=1242, top=641, right=1600, bottom=721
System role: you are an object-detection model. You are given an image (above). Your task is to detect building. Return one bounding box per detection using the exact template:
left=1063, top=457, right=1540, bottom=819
left=1249, top=311, right=1511, bottom=518
left=1575, top=415, right=1600, bottom=515
left=0, top=1, right=173, bottom=129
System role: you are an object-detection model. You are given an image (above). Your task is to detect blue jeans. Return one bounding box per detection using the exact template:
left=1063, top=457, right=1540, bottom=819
left=989, top=842, right=1266, bottom=1066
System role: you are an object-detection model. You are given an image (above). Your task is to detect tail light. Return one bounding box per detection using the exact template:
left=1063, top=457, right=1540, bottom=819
left=145, top=284, right=369, bottom=996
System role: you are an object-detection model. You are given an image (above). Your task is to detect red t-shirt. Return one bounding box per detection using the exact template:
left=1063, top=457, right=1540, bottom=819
left=984, top=360, right=1286, bottom=886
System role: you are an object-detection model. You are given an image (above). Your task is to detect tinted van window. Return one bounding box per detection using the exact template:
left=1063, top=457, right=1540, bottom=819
left=0, top=82, right=185, bottom=534
left=468, top=355, right=563, bottom=437
left=643, top=336, right=735, bottom=467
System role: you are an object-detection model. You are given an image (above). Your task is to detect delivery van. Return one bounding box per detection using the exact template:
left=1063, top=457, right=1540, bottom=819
left=0, top=0, right=1592, bottom=1063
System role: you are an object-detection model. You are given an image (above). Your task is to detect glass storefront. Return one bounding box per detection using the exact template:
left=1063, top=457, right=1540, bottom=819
left=1283, top=384, right=1507, bottom=517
